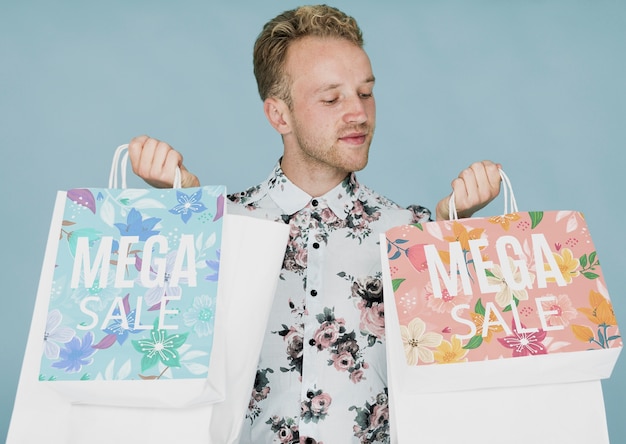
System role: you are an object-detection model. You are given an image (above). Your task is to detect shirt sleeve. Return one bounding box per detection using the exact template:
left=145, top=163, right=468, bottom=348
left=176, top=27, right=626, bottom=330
left=406, top=204, right=432, bottom=223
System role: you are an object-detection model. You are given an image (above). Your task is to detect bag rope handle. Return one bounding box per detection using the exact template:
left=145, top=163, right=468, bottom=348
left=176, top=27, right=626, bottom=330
left=108, top=144, right=182, bottom=189
left=448, top=169, right=517, bottom=220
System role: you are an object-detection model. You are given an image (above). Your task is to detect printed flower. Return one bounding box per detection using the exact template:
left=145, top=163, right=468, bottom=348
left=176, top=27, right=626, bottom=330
left=94, top=294, right=141, bottom=349
left=349, top=389, right=390, bottom=443
left=301, top=388, right=332, bottom=423
left=351, top=276, right=384, bottom=307
left=572, top=324, right=595, bottom=343
left=358, top=302, right=385, bottom=338
left=540, top=294, right=577, bottom=327
left=183, top=295, right=216, bottom=337
left=546, top=248, right=579, bottom=284
left=331, top=351, right=355, bottom=371
left=423, top=276, right=472, bottom=314
left=132, top=323, right=189, bottom=372
left=406, top=243, right=428, bottom=272
left=444, top=221, right=485, bottom=252
left=71, top=272, right=121, bottom=312
left=169, top=189, right=207, bottom=223
left=204, top=249, right=220, bottom=282
left=488, top=213, right=521, bottom=231
left=114, top=208, right=161, bottom=241
left=486, top=256, right=533, bottom=308
left=400, top=317, right=443, bottom=365
left=51, top=331, right=97, bottom=373
left=43, top=309, right=75, bottom=360
left=470, top=311, right=504, bottom=343
left=433, top=335, right=468, bottom=364
left=140, top=249, right=187, bottom=308
left=273, top=322, right=304, bottom=375
left=265, top=416, right=299, bottom=443
left=577, top=290, right=617, bottom=326
left=313, top=318, right=345, bottom=350
left=497, top=321, right=547, bottom=357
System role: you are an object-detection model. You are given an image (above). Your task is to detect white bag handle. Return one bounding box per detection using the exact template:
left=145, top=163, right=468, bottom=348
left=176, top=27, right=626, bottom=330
left=448, top=169, right=517, bottom=220
left=108, top=144, right=182, bottom=189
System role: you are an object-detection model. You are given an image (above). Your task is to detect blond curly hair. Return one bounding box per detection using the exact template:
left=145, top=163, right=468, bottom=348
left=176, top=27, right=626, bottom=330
left=253, top=5, right=363, bottom=106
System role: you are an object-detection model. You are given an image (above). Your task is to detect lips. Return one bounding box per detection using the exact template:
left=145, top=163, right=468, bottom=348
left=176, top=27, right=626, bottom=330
left=339, top=132, right=367, bottom=145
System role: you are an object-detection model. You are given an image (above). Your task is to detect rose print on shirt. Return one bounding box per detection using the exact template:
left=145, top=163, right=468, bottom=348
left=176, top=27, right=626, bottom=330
left=301, top=387, right=332, bottom=424
left=339, top=273, right=386, bottom=346
left=247, top=367, right=274, bottom=423
left=274, top=323, right=304, bottom=376
left=349, top=389, right=390, bottom=443
left=312, top=307, right=368, bottom=383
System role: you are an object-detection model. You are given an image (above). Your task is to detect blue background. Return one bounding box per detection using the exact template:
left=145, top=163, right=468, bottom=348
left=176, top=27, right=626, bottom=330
left=2, top=1, right=624, bottom=441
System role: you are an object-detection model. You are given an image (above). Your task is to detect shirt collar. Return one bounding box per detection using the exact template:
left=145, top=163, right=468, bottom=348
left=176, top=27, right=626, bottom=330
left=266, top=161, right=359, bottom=220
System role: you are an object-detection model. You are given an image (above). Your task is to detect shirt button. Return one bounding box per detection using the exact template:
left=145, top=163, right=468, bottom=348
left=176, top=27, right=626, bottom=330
left=306, top=390, right=314, bottom=399
left=311, top=199, right=318, bottom=207
left=312, top=242, right=320, bottom=249
left=309, top=339, right=316, bottom=346
left=310, top=289, right=318, bottom=297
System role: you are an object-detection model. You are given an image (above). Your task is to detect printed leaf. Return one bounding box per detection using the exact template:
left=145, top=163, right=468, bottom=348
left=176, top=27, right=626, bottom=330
left=463, top=335, right=483, bottom=350
left=583, top=272, right=600, bottom=280
left=425, top=222, right=443, bottom=240
left=529, top=211, right=544, bottom=229
left=572, top=324, right=594, bottom=342
left=213, top=193, right=225, bottom=221
left=475, top=299, right=486, bottom=316
left=579, top=254, right=588, bottom=269
left=67, top=189, right=97, bottom=214
left=394, top=239, right=409, bottom=244
left=392, top=278, right=405, bottom=292
left=389, top=250, right=401, bottom=261
left=556, top=211, right=573, bottom=222
left=411, top=223, right=423, bottom=231
left=181, top=350, right=209, bottom=361
left=184, top=362, right=209, bottom=375
left=100, top=200, right=115, bottom=227
left=117, top=189, right=149, bottom=201
left=598, top=328, right=605, bottom=346
left=67, top=228, right=103, bottom=257
left=589, top=251, right=598, bottom=265
left=566, top=213, right=579, bottom=233
left=92, top=334, right=117, bottom=349
left=117, top=359, right=132, bottom=380
left=205, top=232, right=217, bottom=249
left=132, top=198, right=167, bottom=210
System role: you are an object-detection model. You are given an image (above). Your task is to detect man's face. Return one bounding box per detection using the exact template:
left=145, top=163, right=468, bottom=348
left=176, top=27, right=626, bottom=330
left=281, top=36, right=376, bottom=177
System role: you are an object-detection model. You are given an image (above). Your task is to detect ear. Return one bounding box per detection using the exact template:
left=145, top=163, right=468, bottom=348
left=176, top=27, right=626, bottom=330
left=264, top=97, right=292, bottom=135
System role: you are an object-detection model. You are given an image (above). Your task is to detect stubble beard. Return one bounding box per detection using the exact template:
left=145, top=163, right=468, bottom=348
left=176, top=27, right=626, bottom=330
left=294, top=121, right=375, bottom=175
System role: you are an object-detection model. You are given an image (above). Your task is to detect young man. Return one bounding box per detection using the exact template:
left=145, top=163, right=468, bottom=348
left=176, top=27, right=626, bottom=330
left=129, top=5, right=501, bottom=443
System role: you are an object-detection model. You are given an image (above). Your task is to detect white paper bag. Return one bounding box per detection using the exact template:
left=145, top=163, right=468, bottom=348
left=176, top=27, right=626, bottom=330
left=8, top=213, right=289, bottom=443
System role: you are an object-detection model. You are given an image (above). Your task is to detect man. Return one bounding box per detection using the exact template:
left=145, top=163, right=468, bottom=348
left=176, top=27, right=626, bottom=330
left=129, top=5, right=501, bottom=443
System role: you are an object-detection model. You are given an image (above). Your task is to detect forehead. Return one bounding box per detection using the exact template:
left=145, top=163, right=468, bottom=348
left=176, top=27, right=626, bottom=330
left=284, top=36, right=374, bottom=93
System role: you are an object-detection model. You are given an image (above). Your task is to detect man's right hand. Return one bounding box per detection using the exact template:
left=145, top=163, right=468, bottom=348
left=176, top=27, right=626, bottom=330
left=128, top=135, right=200, bottom=188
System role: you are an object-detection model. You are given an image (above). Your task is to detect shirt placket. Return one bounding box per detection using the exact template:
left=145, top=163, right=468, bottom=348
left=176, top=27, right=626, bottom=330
left=299, top=197, right=326, bottom=432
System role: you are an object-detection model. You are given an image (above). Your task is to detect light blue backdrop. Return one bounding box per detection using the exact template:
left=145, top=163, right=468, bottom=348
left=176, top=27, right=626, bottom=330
left=2, top=1, right=624, bottom=442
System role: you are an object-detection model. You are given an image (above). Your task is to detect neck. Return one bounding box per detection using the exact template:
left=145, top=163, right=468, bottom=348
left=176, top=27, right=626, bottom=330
left=280, top=156, right=349, bottom=197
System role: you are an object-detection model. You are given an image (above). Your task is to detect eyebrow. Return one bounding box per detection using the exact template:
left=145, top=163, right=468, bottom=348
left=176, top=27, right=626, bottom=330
left=315, top=76, right=376, bottom=94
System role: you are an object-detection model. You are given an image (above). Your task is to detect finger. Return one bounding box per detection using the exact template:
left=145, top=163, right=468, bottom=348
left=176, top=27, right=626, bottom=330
left=128, top=135, right=149, bottom=171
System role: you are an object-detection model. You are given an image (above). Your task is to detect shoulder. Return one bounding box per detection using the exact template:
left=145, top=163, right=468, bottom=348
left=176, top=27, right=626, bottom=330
left=357, top=184, right=432, bottom=224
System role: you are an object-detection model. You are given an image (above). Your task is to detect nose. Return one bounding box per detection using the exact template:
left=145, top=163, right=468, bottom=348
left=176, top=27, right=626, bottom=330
left=343, top=94, right=369, bottom=125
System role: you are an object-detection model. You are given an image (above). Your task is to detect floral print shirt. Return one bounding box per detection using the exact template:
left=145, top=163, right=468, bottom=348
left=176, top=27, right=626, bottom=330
left=227, top=162, right=431, bottom=444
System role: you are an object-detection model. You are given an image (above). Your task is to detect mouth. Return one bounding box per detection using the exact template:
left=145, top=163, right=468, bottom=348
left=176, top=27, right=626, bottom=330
left=339, top=132, right=368, bottom=146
